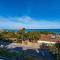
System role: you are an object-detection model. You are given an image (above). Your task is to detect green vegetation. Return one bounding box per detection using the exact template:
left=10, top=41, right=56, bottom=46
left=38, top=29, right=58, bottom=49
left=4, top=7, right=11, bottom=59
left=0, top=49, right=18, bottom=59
left=0, top=29, right=59, bottom=60
left=54, top=42, right=60, bottom=60
left=24, top=56, right=33, bottom=60
left=0, top=48, right=16, bottom=58
left=0, top=29, right=55, bottom=43
left=0, top=47, right=34, bottom=60
left=39, top=42, right=60, bottom=60
left=46, top=42, right=60, bottom=60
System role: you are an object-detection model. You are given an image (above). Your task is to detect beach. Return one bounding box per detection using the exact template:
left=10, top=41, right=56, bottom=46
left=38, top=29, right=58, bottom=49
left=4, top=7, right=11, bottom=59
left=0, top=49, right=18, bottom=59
left=7, top=42, right=40, bottom=50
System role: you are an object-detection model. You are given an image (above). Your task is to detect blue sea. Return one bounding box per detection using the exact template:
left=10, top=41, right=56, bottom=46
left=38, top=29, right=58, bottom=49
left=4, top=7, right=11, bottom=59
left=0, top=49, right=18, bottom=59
left=3, top=29, right=60, bottom=34
left=25, top=29, right=60, bottom=34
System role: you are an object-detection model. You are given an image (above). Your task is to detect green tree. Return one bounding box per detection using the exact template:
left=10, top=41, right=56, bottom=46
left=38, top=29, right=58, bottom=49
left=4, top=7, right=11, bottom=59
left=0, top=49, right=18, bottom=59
left=55, top=42, right=60, bottom=60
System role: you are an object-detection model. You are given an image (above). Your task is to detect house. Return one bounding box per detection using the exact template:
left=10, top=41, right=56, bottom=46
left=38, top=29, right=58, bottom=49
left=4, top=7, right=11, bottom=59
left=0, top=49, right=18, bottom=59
left=37, top=34, right=60, bottom=45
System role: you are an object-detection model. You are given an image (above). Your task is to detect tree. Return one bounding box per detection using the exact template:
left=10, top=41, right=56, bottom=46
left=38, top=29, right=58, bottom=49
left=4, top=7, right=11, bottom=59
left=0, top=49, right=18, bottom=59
left=55, top=42, right=60, bottom=60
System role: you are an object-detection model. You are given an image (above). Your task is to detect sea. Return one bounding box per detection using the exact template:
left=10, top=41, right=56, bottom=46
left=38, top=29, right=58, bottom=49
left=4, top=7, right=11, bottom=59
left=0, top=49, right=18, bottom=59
left=2, top=29, right=60, bottom=34
left=25, top=29, right=60, bottom=34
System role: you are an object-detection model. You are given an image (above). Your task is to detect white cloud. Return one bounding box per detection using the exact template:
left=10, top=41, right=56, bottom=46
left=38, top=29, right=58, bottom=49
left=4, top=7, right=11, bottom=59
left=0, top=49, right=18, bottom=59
left=30, top=20, right=60, bottom=29
left=0, top=16, right=30, bottom=29
left=16, top=16, right=32, bottom=24
left=0, top=16, right=60, bottom=29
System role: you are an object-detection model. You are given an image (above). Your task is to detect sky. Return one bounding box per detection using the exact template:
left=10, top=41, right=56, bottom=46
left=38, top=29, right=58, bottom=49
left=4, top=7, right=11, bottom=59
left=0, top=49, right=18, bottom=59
left=0, top=0, right=60, bottom=29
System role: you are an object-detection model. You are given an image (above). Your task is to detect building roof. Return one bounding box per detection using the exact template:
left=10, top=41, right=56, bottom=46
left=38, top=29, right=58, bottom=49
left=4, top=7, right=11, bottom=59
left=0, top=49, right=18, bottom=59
left=40, top=34, right=60, bottom=42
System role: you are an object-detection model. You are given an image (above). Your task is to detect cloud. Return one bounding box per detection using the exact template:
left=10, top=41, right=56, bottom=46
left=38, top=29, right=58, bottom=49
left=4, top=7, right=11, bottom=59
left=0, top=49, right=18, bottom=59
left=0, top=16, right=60, bottom=29
left=16, top=16, right=32, bottom=24
left=0, top=16, right=30, bottom=29
left=30, top=20, right=60, bottom=29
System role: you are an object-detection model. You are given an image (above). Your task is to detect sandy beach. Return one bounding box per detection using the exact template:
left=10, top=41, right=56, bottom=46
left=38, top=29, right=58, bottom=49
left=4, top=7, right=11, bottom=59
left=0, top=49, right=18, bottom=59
left=7, top=42, right=40, bottom=50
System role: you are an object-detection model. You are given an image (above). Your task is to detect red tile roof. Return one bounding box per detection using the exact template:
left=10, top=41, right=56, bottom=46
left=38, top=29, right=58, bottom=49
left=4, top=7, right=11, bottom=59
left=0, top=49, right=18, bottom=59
left=40, top=34, right=60, bottom=42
